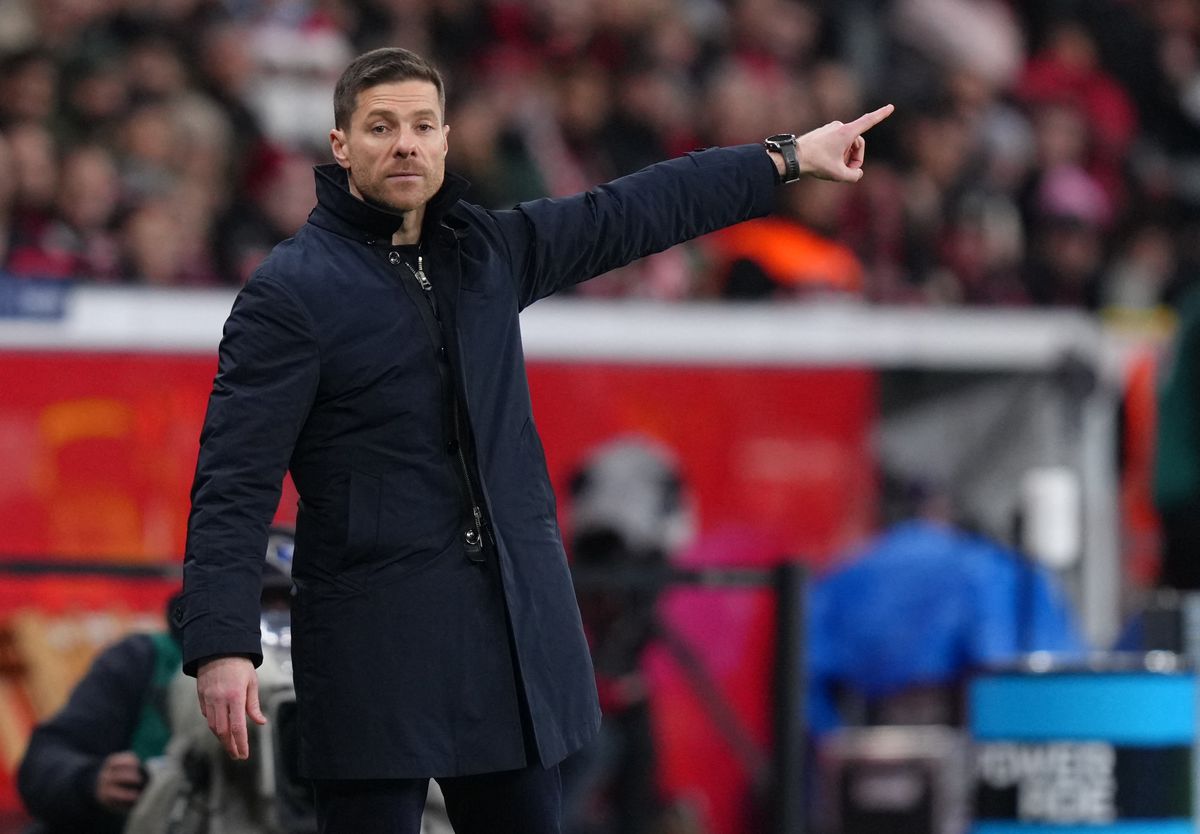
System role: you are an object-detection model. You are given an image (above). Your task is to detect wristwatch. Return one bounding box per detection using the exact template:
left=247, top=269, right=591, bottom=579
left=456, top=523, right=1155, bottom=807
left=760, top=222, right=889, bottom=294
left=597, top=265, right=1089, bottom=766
left=764, top=133, right=802, bottom=184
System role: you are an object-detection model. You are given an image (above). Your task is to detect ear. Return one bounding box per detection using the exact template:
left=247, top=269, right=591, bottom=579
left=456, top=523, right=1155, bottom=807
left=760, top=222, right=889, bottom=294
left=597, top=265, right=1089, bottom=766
left=442, top=123, right=450, bottom=154
left=330, top=127, right=350, bottom=170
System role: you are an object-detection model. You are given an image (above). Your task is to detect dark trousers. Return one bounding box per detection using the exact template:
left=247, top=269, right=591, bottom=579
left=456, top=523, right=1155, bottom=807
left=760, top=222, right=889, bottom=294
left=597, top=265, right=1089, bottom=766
left=313, top=763, right=562, bottom=834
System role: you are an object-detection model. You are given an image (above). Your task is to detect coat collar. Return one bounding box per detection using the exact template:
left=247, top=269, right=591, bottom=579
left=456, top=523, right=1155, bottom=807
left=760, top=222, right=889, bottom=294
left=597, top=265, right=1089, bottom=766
left=309, top=163, right=470, bottom=244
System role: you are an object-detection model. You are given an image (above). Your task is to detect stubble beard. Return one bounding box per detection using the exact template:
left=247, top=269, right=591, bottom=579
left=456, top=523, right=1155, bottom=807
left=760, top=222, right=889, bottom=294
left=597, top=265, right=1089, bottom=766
left=352, top=173, right=410, bottom=216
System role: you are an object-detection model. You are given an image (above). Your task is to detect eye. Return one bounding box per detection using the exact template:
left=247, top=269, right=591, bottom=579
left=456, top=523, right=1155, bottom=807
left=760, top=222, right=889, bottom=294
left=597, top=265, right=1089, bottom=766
left=417, top=123, right=435, bottom=133
left=371, top=124, right=389, bottom=135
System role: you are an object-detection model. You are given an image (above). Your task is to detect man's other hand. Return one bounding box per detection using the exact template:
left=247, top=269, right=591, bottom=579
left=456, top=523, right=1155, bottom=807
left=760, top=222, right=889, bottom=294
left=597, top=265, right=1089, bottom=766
left=94, top=751, right=145, bottom=812
left=793, top=104, right=895, bottom=183
left=196, top=656, right=267, bottom=760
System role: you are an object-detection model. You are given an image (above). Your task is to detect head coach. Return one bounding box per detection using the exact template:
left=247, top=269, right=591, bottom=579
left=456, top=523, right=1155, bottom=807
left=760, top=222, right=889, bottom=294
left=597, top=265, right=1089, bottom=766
left=174, top=46, right=892, bottom=833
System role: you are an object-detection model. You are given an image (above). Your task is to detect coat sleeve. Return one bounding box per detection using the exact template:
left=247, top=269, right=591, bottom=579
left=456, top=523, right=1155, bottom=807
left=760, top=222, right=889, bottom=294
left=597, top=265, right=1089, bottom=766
left=17, top=635, right=156, bottom=829
left=179, top=275, right=319, bottom=676
left=486, top=144, right=779, bottom=308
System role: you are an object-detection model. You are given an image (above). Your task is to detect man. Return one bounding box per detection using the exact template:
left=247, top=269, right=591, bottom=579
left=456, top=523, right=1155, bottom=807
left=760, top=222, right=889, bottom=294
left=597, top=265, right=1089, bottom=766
left=18, top=534, right=295, bottom=834
left=17, top=609, right=178, bottom=834
left=177, top=47, right=891, bottom=834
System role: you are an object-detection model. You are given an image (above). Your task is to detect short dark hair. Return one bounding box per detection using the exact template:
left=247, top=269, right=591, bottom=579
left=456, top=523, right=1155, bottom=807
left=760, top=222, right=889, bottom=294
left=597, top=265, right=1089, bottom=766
left=333, top=48, right=446, bottom=130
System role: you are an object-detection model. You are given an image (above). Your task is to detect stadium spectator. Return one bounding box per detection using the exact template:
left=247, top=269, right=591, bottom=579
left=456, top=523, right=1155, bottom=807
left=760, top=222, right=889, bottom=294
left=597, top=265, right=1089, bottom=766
left=117, top=102, right=180, bottom=200
left=444, top=88, right=548, bottom=210
left=0, top=48, right=57, bottom=125
left=119, top=189, right=222, bottom=287
left=6, top=122, right=57, bottom=220
left=1022, top=164, right=1112, bottom=309
left=58, top=51, right=129, bottom=147
left=194, top=19, right=268, bottom=185
left=1015, top=20, right=1137, bottom=206
left=6, top=144, right=122, bottom=282
left=213, top=144, right=319, bottom=285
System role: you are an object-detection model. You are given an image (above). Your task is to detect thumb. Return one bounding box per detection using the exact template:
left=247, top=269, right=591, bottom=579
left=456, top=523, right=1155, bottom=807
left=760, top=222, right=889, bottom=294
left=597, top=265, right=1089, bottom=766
left=246, top=676, right=268, bottom=725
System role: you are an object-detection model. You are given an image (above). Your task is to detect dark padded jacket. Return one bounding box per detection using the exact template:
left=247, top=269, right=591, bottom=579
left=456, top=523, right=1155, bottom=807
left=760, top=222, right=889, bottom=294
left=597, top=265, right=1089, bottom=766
left=17, top=634, right=169, bottom=834
left=176, top=144, right=779, bottom=778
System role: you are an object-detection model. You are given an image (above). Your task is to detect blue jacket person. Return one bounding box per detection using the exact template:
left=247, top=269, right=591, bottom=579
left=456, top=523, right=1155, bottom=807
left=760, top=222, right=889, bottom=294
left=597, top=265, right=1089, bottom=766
left=176, top=47, right=892, bottom=833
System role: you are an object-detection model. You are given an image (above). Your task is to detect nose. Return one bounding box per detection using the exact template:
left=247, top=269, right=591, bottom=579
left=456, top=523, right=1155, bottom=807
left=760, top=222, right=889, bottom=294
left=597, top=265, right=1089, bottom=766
left=392, top=126, right=417, bottom=157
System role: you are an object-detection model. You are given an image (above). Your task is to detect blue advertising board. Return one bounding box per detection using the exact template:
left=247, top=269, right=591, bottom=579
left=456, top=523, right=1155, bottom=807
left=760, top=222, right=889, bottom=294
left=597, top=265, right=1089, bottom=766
left=970, top=660, right=1195, bottom=834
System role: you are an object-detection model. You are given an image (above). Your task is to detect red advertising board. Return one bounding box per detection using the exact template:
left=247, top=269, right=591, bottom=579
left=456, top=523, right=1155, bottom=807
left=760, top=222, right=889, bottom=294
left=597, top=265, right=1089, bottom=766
left=0, top=350, right=876, bottom=833
left=0, top=352, right=875, bottom=570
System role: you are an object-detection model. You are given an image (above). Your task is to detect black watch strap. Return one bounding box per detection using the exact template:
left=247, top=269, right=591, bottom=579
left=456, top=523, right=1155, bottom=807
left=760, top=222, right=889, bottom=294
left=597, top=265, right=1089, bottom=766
left=764, top=133, right=801, bottom=184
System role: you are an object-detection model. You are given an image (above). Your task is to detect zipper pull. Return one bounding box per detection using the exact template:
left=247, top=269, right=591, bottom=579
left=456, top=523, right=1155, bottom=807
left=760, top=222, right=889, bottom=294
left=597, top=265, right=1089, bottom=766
left=464, top=506, right=484, bottom=555
left=413, top=254, right=432, bottom=292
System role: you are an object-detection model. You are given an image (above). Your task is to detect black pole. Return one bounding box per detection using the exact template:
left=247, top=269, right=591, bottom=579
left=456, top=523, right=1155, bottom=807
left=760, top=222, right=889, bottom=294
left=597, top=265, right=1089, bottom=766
left=0, top=559, right=181, bottom=578
left=772, top=561, right=806, bottom=834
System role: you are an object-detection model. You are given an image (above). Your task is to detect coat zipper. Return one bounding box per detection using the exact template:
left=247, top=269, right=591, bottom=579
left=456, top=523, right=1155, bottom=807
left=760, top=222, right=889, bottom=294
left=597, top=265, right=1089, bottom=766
left=391, top=249, right=486, bottom=560
left=409, top=254, right=432, bottom=291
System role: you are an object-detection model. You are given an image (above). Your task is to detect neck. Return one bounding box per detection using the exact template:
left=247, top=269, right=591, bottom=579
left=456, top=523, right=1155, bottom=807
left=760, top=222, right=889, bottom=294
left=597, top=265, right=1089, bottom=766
left=390, top=211, right=422, bottom=246
left=346, top=178, right=424, bottom=246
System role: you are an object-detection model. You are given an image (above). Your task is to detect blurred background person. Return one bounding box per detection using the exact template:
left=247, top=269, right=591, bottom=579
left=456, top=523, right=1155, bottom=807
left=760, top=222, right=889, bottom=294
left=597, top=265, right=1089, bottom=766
left=562, top=437, right=697, bottom=834
left=17, top=587, right=185, bottom=834
left=1154, top=285, right=1200, bottom=591
left=212, top=145, right=320, bottom=285
left=5, top=144, right=122, bottom=282
left=16, top=533, right=296, bottom=834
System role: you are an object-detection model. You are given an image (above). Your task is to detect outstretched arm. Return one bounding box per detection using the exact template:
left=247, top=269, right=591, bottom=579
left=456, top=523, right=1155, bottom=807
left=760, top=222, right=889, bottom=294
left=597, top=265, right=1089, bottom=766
left=485, top=106, right=895, bottom=307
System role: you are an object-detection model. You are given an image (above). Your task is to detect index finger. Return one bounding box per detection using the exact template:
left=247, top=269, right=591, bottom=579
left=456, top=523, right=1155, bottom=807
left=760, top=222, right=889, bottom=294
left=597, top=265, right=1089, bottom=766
left=229, top=706, right=249, bottom=759
left=208, top=696, right=231, bottom=753
left=846, top=104, right=895, bottom=135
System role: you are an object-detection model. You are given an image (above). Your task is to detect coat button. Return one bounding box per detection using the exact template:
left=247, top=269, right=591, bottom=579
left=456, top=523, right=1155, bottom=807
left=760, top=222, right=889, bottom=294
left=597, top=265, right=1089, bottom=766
left=172, top=604, right=184, bottom=623
left=438, top=346, right=447, bottom=358
left=446, top=439, right=459, bottom=454
left=388, top=251, right=401, bottom=265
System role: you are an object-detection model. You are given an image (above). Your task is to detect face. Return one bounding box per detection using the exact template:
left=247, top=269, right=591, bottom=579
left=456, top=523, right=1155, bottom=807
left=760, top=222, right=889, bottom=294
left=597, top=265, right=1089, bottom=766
left=329, top=80, right=449, bottom=214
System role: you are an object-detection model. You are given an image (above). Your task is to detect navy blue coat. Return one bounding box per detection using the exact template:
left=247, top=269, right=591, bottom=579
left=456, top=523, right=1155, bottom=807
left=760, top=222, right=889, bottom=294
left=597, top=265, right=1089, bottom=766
left=177, top=144, right=778, bottom=779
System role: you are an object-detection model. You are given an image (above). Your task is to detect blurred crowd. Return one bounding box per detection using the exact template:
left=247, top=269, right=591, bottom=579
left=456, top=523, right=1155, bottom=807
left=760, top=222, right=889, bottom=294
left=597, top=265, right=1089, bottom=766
left=1, top=0, right=1199, bottom=308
